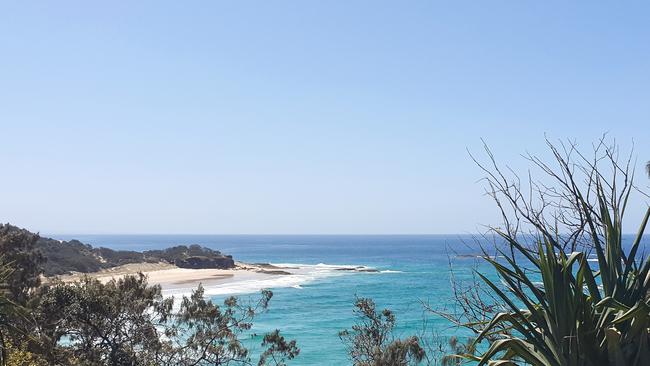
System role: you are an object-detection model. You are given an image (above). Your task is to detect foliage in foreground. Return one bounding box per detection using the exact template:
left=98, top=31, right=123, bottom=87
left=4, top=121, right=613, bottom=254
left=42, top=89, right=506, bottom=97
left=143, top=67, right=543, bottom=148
left=0, top=226, right=298, bottom=366
left=0, top=259, right=20, bottom=366
left=0, top=225, right=44, bottom=305
left=340, top=297, right=426, bottom=366
left=452, top=140, right=650, bottom=365
left=30, top=275, right=298, bottom=365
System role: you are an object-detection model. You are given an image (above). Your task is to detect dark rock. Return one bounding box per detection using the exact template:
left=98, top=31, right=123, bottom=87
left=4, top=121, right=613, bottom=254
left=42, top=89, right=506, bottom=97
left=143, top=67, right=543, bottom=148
left=356, top=268, right=380, bottom=273
left=335, top=267, right=379, bottom=273
left=257, top=269, right=291, bottom=275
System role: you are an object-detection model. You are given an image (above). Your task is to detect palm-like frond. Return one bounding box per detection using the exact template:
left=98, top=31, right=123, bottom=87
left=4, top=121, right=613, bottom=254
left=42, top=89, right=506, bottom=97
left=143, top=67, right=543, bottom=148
left=465, top=190, right=650, bottom=365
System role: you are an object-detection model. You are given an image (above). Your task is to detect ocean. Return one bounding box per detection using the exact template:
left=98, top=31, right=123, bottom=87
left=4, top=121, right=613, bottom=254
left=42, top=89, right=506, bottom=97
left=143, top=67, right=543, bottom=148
left=49, top=234, right=645, bottom=365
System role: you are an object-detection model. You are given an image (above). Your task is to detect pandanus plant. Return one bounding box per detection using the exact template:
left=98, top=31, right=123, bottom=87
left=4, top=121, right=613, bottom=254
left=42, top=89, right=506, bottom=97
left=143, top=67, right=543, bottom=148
left=468, top=207, right=650, bottom=365
left=460, top=142, right=650, bottom=366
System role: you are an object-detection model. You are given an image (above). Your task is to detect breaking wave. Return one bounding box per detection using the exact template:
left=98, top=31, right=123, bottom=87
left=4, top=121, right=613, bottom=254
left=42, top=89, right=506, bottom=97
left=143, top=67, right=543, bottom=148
left=162, top=263, right=383, bottom=297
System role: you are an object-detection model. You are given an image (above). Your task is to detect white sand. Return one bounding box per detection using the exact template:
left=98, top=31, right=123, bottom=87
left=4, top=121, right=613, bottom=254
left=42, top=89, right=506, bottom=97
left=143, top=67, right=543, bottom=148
left=55, top=262, right=291, bottom=291
left=53, top=262, right=375, bottom=296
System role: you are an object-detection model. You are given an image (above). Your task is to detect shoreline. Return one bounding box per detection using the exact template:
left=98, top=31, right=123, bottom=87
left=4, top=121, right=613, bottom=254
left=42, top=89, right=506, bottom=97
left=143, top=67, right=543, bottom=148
left=51, top=261, right=380, bottom=296
left=53, top=261, right=292, bottom=291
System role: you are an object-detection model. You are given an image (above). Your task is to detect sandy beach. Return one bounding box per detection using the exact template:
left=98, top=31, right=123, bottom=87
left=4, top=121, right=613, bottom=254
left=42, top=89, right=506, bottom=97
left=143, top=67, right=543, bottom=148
left=54, top=261, right=303, bottom=293
left=53, top=261, right=378, bottom=297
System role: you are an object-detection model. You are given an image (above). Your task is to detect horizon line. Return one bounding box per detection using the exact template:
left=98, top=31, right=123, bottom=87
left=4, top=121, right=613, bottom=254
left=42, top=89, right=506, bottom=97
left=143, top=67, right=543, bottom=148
left=44, top=232, right=647, bottom=237
left=45, top=232, right=476, bottom=237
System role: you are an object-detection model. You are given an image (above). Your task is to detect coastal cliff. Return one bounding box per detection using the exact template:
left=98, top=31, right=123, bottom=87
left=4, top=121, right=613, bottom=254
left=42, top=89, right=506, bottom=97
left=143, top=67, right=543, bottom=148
left=1, top=224, right=236, bottom=276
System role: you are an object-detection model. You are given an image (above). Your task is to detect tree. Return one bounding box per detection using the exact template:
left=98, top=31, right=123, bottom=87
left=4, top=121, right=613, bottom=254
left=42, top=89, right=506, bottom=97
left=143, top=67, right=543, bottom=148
left=0, top=226, right=49, bottom=366
left=340, top=297, right=425, bottom=366
left=32, top=274, right=298, bottom=366
left=33, top=274, right=171, bottom=365
left=0, top=256, right=46, bottom=366
left=440, top=337, right=475, bottom=366
left=160, top=286, right=298, bottom=366
left=0, top=225, right=45, bottom=305
left=258, top=330, right=300, bottom=366
left=0, top=258, right=17, bottom=366
left=446, top=138, right=650, bottom=365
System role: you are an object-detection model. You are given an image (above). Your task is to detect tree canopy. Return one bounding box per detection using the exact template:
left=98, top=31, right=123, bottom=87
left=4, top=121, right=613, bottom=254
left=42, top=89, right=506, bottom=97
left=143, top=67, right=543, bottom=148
left=0, top=227, right=298, bottom=366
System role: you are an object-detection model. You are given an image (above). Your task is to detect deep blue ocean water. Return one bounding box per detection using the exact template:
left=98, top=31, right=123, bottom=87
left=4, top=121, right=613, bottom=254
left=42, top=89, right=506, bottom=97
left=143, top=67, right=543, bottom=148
left=50, top=234, right=646, bottom=365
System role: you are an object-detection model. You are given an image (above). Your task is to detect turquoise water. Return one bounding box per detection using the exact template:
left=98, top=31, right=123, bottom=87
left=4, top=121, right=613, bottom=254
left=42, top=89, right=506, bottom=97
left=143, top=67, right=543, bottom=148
left=52, top=234, right=646, bottom=365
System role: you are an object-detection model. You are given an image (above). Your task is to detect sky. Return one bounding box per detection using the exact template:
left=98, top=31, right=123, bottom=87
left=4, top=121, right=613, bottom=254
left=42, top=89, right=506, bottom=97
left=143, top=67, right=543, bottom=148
left=0, top=1, right=649, bottom=235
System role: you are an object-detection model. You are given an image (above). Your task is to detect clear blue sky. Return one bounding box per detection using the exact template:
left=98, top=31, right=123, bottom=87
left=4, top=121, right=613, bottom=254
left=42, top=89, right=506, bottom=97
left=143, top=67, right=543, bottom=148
left=1, top=1, right=648, bottom=234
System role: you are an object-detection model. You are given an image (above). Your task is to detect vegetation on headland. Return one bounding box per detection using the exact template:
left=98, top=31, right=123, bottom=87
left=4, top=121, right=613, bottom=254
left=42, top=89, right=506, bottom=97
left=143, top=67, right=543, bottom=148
left=0, top=224, right=235, bottom=276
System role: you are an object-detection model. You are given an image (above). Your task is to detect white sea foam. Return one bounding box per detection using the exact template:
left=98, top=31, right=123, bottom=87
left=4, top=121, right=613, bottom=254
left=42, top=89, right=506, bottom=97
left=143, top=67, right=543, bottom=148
left=161, top=262, right=379, bottom=298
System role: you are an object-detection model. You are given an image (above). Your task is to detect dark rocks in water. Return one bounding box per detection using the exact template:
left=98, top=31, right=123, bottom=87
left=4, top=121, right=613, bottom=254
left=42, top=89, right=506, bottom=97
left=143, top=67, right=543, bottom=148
left=174, top=255, right=235, bottom=269
left=257, top=269, right=292, bottom=275
left=335, top=267, right=379, bottom=273
left=250, top=263, right=299, bottom=270
left=356, top=268, right=380, bottom=273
